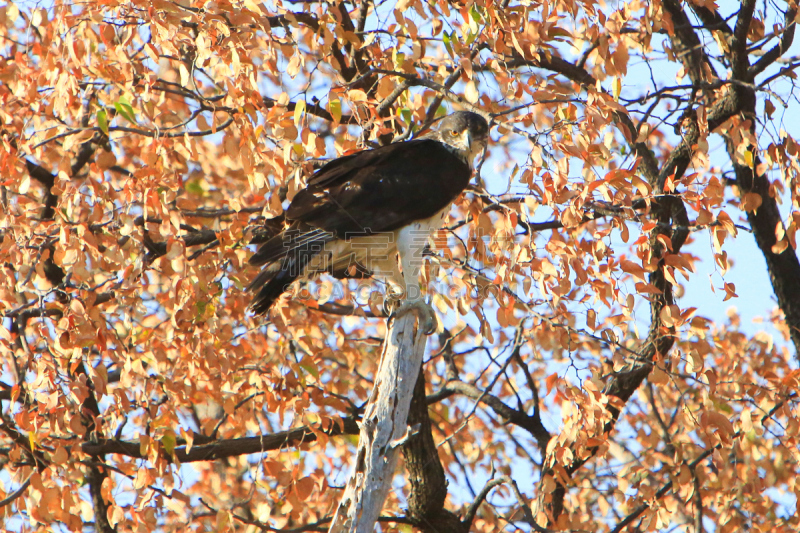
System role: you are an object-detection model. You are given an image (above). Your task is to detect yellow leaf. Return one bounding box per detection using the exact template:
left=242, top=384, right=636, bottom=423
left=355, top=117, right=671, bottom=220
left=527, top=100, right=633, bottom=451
left=659, top=305, right=676, bottom=327
left=329, top=97, right=342, bottom=125
left=134, top=467, right=148, bottom=489
left=179, top=63, right=190, bottom=88
left=464, top=80, right=479, bottom=104
left=160, top=429, right=177, bottom=456
left=286, top=54, right=301, bottom=78
left=6, top=2, right=19, bottom=22
left=294, top=99, right=305, bottom=126
left=740, top=408, right=753, bottom=432
left=744, top=149, right=754, bottom=168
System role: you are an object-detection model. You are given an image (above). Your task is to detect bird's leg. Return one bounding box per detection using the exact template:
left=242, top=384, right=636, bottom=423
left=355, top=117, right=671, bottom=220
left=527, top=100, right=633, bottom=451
left=382, top=289, right=403, bottom=316
left=389, top=229, right=437, bottom=335
left=373, top=253, right=406, bottom=316
left=390, top=296, right=437, bottom=335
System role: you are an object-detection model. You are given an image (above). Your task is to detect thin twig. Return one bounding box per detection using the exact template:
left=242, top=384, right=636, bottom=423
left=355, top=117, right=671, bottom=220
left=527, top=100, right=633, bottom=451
left=0, top=475, right=32, bottom=507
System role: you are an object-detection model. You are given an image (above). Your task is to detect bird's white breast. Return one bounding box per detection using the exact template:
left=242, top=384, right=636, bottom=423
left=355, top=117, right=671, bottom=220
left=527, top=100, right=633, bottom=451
left=413, top=207, right=449, bottom=231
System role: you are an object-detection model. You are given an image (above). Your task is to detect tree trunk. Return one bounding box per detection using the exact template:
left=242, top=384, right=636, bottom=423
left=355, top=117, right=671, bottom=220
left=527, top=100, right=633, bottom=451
left=328, top=313, right=427, bottom=533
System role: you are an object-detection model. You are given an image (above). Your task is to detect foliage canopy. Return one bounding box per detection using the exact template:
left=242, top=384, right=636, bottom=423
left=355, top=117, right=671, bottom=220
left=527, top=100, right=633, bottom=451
left=1, top=0, right=799, bottom=531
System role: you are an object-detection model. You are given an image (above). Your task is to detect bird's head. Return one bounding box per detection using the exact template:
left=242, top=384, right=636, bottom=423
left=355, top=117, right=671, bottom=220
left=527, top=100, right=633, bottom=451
left=435, top=111, right=490, bottom=165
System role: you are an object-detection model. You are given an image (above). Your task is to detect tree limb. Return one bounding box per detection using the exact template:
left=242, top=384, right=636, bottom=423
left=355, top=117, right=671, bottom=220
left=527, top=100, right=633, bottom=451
left=749, top=5, right=797, bottom=78
left=661, top=0, right=713, bottom=84
left=731, top=0, right=757, bottom=79
left=328, top=314, right=427, bottom=533
left=462, top=476, right=506, bottom=529
left=82, top=417, right=359, bottom=461
left=403, top=369, right=468, bottom=533
left=726, top=116, right=800, bottom=357
left=262, top=96, right=358, bottom=125
left=442, top=380, right=551, bottom=452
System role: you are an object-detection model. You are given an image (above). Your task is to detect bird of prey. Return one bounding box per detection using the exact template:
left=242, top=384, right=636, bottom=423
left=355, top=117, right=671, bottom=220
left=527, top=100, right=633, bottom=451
left=248, top=110, right=490, bottom=333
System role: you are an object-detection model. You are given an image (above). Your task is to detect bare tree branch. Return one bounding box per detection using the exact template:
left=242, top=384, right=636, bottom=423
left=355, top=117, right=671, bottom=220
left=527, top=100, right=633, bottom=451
left=328, top=314, right=427, bottom=533
left=442, top=380, right=551, bottom=452
left=0, top=475, right=31, bottom=508
left=462, top=476, right=506, bottom=529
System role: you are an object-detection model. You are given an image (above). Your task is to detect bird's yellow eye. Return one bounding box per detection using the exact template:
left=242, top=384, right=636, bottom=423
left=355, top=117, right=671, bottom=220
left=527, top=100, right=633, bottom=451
left=449, top=130, right=459, bottom=136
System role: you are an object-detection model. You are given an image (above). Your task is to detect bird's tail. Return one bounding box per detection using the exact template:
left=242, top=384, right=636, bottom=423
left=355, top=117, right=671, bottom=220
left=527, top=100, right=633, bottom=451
left=248, top=226, right=334, bottom=314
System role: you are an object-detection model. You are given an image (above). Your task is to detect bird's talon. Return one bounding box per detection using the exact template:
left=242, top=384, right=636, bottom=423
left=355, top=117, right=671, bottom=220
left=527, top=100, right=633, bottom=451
left=390, top=299, right=437, bottom=335
left=421, top=315, right=437, bottom=335
left=383, top=294, right=401, bottom=317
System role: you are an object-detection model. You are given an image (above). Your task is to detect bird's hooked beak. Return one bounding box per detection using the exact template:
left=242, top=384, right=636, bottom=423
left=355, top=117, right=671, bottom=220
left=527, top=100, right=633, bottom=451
left=467, top=130, right=487, bottom=160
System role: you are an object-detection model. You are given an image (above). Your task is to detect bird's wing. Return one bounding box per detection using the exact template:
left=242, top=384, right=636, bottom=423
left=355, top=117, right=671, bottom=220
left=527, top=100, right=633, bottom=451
left=286, top=139, right=471, bottom=237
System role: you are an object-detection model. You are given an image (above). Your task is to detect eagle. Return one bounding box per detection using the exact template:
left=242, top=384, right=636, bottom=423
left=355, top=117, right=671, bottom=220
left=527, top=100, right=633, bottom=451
left=248, top=111, right=490, bottom=333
